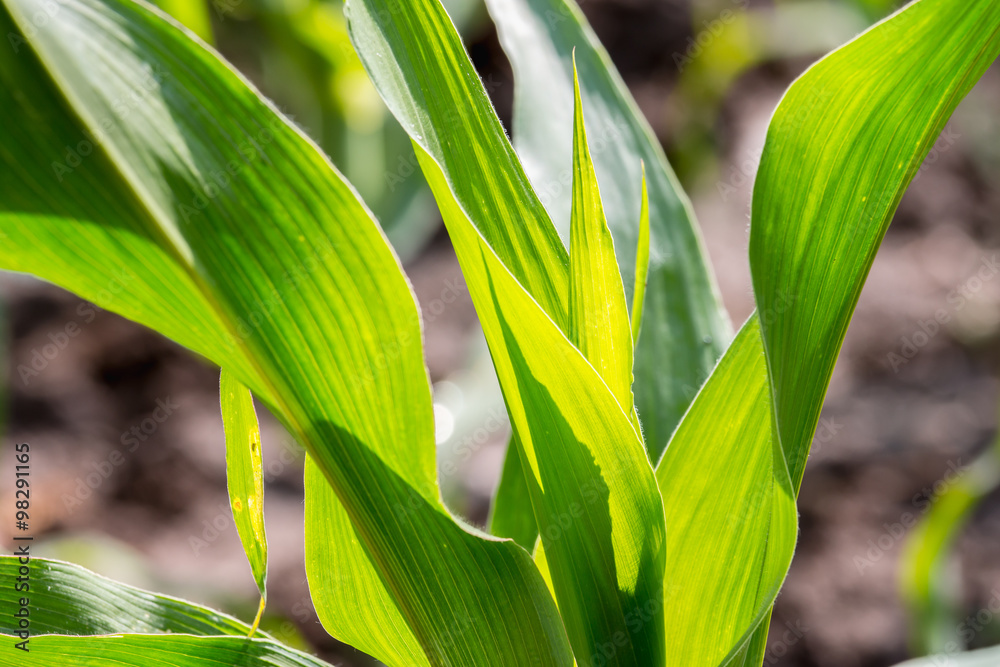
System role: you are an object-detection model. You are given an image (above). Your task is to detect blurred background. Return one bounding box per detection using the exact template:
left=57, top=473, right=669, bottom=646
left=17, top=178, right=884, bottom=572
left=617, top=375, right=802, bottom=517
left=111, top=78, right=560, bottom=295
left=2, top=0, right=1000, bottom=664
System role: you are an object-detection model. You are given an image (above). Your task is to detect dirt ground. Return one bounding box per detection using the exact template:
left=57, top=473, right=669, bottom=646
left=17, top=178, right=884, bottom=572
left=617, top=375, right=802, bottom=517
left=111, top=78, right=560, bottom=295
left=2, top=1, right=1000, bottom=665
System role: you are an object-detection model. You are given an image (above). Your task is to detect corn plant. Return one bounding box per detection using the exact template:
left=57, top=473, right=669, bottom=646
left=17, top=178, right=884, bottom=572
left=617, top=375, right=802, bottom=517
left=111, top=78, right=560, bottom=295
left=0, top=0, right=998, bottom=665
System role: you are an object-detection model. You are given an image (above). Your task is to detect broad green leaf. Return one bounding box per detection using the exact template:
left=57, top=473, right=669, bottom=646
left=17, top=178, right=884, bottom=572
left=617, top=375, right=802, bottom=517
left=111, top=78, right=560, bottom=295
left=656, top=316, right=796, bottom=665
left=655, top=0, right=1000, bottom=663
left=304, top=458, right=428, bottom=667
left=901, top=444, right=1000, bottom=654
left=220, top=369, right=268, bottom=633
left=0, top=559, right=334, bottom=666
left=568, top=61, right=635, bottom=424
left=0, top=0, right=573, bottom=664
left=5, top=635, right=335, bottom=667
left=0, top=556, right=258, bottom=637
left=484, top=0, right=732, bottom=458
left=750, top=0, right=1000, bottom=492
left=347, top=0, right=667, bottom=663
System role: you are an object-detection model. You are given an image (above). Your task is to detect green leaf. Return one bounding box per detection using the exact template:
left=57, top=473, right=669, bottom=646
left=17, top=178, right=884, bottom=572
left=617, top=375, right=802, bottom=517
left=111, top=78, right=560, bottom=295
left=654, top=0, right=1000, bottom=663
left=415, top=140, right=666, bottom=666
left=220, top=369, right=268, bottom=633
left=346, top=0, right=667, bottom=662
left=487, top=432, right=538, bottom=550
left=6, top=635, right=335, bottom=667
left=901, top=444, right=1000, bottom=654
left=346, top=0, right=570, bottom=330
left=568, top=60, right=635, bottom=425
left=655, top=316, right=796, bottom=665
left=0, top=0, right=573, bottom=663
left=0, top=556, right=257, bottom=637
left=629, top=165, right=650, bottom=342
left=0, top=558, right=334, bottom=666
left=482, top=0, right=731, bottom=553
left=750, top=0, right=1000, bottom=492
left=484, top=0, right=733, bottom=458
left=303, top=458, right=429, bottom=667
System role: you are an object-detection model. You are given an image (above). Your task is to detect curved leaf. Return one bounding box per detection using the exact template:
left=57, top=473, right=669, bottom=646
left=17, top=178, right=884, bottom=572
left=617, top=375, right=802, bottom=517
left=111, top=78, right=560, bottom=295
left=5, top=634, right=335, bottom=667
left=220, top=369, right=268, bottom=632
left=485, top=0, right=732, bottom=457
left=0, top=556, right=258, bottom=637
left=0, top=0, right=573, bottom=663
left=346, top=0, right=668, bottom=662
left=656, top=0, right=1000, bottom=663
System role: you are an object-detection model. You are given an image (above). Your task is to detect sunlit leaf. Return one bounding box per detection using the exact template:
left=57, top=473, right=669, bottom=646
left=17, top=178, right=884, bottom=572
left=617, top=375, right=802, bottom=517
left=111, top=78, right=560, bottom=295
left=220, top=369, right=268, bottom=634
left=653, top=0, right=1000, bottom=663
left=0, top=0, right=573, bottom=663
left=567, top=60, right=635, bottom=426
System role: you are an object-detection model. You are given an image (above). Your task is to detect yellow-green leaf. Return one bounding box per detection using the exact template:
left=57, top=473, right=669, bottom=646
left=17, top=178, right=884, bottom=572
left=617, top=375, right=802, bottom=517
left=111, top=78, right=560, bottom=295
left=568, top=60, right=635, bottom=423
left=220, top=368, right=267, bottom=633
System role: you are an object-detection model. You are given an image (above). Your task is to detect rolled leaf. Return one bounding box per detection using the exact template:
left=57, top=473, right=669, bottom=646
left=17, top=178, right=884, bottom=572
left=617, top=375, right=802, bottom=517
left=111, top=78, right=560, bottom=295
left=220, top=369, right=268, bottom=633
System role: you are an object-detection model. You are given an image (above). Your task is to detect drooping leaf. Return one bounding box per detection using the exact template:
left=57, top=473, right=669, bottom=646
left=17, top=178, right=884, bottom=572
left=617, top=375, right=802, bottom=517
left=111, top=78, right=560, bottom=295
left=0, top=556, right=258, bottom=637
left=654, top=0, right=1000, bottom=663
left=303, top=458, right=429, bottom=667
left=0, top=557, right=335, bottom=665
left=5, top=634, right=336, bottom=667
left=0, top=0, right=573, bottom=663
left=220, top=369, right=268, bottom=633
